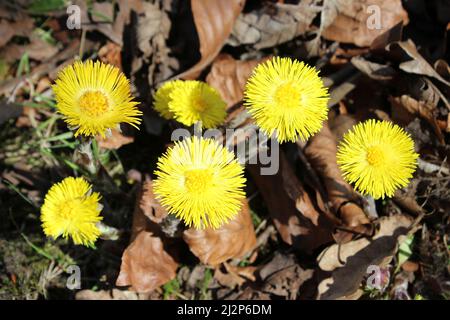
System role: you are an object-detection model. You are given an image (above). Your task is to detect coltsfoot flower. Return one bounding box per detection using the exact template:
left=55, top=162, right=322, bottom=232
left=168, top=80, right=227, bottom=128
left=244, top=56, right=329, bottom=143
left=40, top=177, right=103, bottom=247
left=153, top=80, right=183, bottom=120
left=337, top=119, right=418, bottom=199
left=153, top=136, right=246, bottom=229
left=53, top=60, right=142, bottom=137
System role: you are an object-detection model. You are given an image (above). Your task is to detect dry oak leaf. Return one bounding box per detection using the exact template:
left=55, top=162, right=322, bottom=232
left=316, top=214, right=416, bottom=300
left=304, top=121, right=372, bottom=243
left=175, top=0, right=245, bottom=80
left=322, top=0, right=408, bottom=47
left=388, top=40, right=450, bottom=87
left=183, top=200, right=256, bottom=266
left=206, top=54, right=267, bottom=108
left=236, top=252, right=314, bottom=300
left=227, top=0, right=321, bottom=50
left=116, top=179, right=178, bottom=293
left=97, top=128, right=134, bottom=150
left=389, top=94, right=444, bottom=144
left=248, top=151, right=338, bottom=253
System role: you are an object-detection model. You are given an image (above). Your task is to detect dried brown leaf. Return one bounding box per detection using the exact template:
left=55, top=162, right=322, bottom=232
left=0, top=15, right=34, bottom=48
left=322, top=0, right=408, bottom=47
left=97, top=128, right=134, bottom=150
left=183, top=200, right=256, bottom=266
left=304, top=121, right=372, bottom=243
left=227, top=1, right=321, bottom=50
left=388, top=40, right=450, bottom=86
left=236, top=253, right=314, bottom=300
left=116, top=179, right=178, bottom=293
left=248, top=152, right=337, bottom=252
left=389, top=94, right=444, bottom=144
left=176, top=0, right=245, bottom=80
left=317, top=214, right=416, bottom=299
left=98, top=42, right=122, bottom=69
left=205, top=54, right=267, bottom=108
left=75, top=288, right=150, bottom=300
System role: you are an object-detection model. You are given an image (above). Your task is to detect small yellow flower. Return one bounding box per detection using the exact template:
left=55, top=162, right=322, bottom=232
left=53, top=60, right=142, bottom=137
left=153, top=136, right=246, bottom=229
left=337, top=120, right=418, bottom=199
left=153, top=80, right=183, bottom=120
left=168, top=80, right=227, bottom=128
left=40, top=177, right=103, bottom=247
left=244, top=56, right=329, bottom=143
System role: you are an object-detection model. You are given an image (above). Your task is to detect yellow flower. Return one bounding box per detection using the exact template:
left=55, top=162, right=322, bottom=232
left=153, top=80, right=183, bottom=119
left=153, top=136, right=246, bottom=229
left=40, top=177, right=103, bottom=247
left=168, top=80, right=227, bottom=128
left=337, top=120, right=418, bottom=199
left=244, top=56, right=329, bottom=143
left=53, top=60, right=142, bottom=137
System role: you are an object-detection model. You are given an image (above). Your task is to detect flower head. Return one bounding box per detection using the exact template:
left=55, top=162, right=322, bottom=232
left=153, top=80, right=183, bottom=120
left=244, top=56, right=329, bottom=143
left=337, top=120, right=418, bottom=199
left=53, top=60, right=142, bottom=137
left=168, top=80, right=226, bottom=128
left=153, top=136, right=246, bottom=229
left=40, top=177, right=103, bottom=247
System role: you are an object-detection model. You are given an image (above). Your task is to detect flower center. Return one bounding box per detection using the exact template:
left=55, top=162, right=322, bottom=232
left=184, top=169, right=213, bottom=193
left=274, top=83, right=300, bottom=109
left=192, top=95, right=207, bottom=112
left=58, top=199, right=78, bottom=220
left=366, top=146, right=385, bottom=167
left=78, top=91, right=109, bottom=117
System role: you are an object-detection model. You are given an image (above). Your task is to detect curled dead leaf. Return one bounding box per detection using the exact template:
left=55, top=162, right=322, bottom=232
left=175, top=0, right=245, bottom=80
left=304, top=121, right=372, bottom=243
left=389, top=94, right=444, bottom=144
left=97, top=128, right=134, bottom=150
left=206, top=54, right=267, bottom=108
left=322, top=0, right=408, bottom=47
left=388, top=40, right=450, bottom=86
left=116, top=179, right=178, bottom=293
left=227, top=1, right=321, bottom=50
left=248, top=151, right=337, bottom=252
left=183, top=200, right=256, bottom=266
left=316, top=214, right=417, bottom=299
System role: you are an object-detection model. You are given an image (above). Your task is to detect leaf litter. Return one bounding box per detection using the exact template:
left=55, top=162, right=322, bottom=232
left=0, top=0, right=449, bottom=301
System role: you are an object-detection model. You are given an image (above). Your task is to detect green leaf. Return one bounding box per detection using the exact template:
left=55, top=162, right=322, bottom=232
left=28, top=0, right=67, bottom=15
left=397, top=234, right=414, bottom=270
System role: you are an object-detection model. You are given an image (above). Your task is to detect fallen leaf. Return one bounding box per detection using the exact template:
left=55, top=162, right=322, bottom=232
left=206, top=54, right=267, bottom=108
left=351, top=56, right=396, bottom=80
left=98, top=42, right=122, bottom=69
left=389, top=94, right=445, bottom=144
left=116, top=179, right=178, bottom=293
left=316, top=214, right=416, bottom=299
left=97, top=128, right=134, bottom=150
left=0, top=35, right=59, bottom=63
left=304, top=121, right=372, bottom=243
left=388, top=40, right=450, bottom=86
left=0, top=15, right=34, bottom=48
left=322, top=0, right=408, bottom=47
left=248, top=151, right=337, bottom=252
left=214, top=263, right=256, bottom=289
left=175, top=0, right=245, bottom=80
left=237, top=252, right=314, bottom=300
left=75, top=288, right=150, bottom=300
left=227, top=1, right=321, bottom=50
left=183, top=200, right=256, bottom=266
